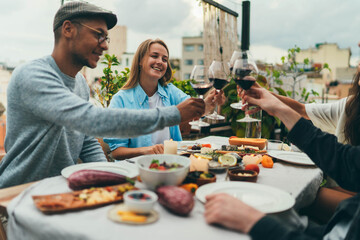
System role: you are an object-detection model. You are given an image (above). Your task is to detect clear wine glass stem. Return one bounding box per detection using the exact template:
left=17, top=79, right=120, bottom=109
left=198, top=95, right=205, bottom=125
left=213, top=90, right=220, bottom=117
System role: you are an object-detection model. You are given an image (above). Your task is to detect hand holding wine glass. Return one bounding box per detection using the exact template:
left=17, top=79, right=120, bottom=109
left=189, top=65, right=213, bottom=127
left=229, top=50, right=244, bottom=110
left=232, top=51, right=259, bottom=123
left=207, top=60, right=229, bottom=120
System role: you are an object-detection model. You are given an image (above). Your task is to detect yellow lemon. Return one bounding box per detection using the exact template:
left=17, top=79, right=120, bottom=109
left=193, top=153, right=213, bottom=160
left=218, top=154, right=237, bottom=166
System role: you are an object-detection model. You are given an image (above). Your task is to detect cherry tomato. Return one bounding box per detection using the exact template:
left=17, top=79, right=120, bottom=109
left=157, top=166, right=166, bottom=171
left=201, top=144, right=212, bottom=148
left=149, top=163, right=159, bottom=169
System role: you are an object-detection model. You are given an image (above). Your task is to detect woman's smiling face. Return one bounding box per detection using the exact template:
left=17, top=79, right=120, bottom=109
left=140, top=43, right=169, bottom=82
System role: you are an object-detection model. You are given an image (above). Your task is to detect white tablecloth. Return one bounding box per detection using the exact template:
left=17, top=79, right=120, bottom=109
left=7, top=136, right=323, bottom=240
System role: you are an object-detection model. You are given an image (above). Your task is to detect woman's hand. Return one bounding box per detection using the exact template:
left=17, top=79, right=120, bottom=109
left=243, top=87, right=301, bottom=131
left=142, top=144, right=164, bottom=155
left=204, top=89, right=226, bottom=115
left=204, top=193, right=265, bottom=233
left=236, top=76, right=261, bottom=97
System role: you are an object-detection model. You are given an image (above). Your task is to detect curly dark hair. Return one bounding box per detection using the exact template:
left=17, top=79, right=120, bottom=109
left=344, top=72, right=360, bottom=145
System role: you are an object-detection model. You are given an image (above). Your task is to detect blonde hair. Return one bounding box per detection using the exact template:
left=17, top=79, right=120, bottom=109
left=122, top=39, right=173, bottom=89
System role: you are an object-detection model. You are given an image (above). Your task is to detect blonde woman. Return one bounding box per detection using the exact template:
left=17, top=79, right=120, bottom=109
left=104, top=39, right=224, bottom=160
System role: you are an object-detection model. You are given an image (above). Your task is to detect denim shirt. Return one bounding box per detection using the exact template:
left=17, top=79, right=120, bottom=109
left=104, top=83, right=189, bottom=151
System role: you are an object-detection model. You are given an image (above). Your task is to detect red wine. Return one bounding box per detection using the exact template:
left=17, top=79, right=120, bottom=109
left=210, top=78, right=228, bottom=90
left=234, top=79, right=255, bottom=90
left=234, top=68, right=253, bottom=90
left=191, top=83, right=213, bottom=95
left=234, top=68, right=252, bottom=78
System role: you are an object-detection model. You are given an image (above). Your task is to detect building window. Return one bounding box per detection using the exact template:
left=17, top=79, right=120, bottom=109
left=184, top=45, right=195, bottom=52
left=184, top=73, right=191, bottom=79
left=198, top=59, right=204, bottom=65
left=184, top=59, right=193, bottom=65
left=126, top=58, right=129, bottom=66
left=198, top=44, right=203, bottom=51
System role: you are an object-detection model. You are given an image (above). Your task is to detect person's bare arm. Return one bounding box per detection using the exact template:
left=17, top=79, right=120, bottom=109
left=238, top=80, right=309, bottom=120
left=243, top=87, right=301, bottom=131
left=271, top=92, right=309, bottom=120
left=111, top=144, right=164, bottom=160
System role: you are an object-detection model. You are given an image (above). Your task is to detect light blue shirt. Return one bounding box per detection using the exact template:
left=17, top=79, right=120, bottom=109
left=104, top=83, right=190, bottom=151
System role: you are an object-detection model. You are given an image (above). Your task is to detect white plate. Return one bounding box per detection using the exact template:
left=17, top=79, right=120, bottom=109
left=267, top=150, right=315, bottom=166
left=126, top=156, right=142, bottom=164
left=61, top=161, right=138, bottom=179
left=196, top=182, right=295, bottom=214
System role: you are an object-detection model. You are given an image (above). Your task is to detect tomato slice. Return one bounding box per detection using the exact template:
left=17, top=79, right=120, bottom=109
left=157, top=166, right=166, bottom=171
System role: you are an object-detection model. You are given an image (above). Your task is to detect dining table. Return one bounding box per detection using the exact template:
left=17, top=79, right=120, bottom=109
left=5, top=136, right=323, bottom=240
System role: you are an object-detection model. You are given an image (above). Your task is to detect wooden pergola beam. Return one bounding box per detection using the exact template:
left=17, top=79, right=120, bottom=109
left=202, top=0, right=239, bottom=72
left=202, top=0, right=238, bottom=17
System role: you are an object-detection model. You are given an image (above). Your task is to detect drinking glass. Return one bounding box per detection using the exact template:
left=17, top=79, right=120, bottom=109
left=244, top=109, right=262, bottom=138
left=189, top=65, right=213, bottom=127
left=206, top=60, right=229, bottom=121
left=229, top=51, right=244, bottom=110
left=232, top=50, right=259, bottom=123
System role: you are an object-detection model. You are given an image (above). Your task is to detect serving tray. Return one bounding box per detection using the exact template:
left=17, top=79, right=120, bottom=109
left=32, top=183, right=137, bottom=214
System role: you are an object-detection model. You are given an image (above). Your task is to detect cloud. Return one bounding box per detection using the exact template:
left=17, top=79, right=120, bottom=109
left=115, top=0, right=202, bottom=58
left=114, top=0, right=192, bottom=36
left=0, top=0, right=359, bottom=67
left=250, top=0, right=360, bottom=60
left=250, top=44, right=287, bottom=64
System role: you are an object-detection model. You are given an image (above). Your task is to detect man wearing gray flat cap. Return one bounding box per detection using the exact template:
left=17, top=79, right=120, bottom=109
left=0, top=1, right=205, bottom=189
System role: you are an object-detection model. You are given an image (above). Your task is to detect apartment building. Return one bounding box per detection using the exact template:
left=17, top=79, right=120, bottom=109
left=296, top=43, right=352, bottom=81
left=82, top=25, right=129, bottom=85
left=180, top=36, right=204, bottom=80
left=0, top=67, right=11, bottom=110
left=296, top=43, right=357, bottom=101
left=0, top=66, right=11, bottom=151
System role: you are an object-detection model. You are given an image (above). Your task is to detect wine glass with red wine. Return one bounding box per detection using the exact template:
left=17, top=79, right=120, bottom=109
left=206, top=60, right=228, bottom=120
left=229, top=51, right=244, bottom=110
left=232, top=51, right=259, bottom=123
left=189, top=65, right=213, bottom=127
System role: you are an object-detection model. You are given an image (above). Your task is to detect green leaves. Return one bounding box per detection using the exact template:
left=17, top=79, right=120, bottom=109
left=95, top=54, right=129, bottom=108
left=274, top=87, right=286, bottom=96
left=172, top=79, right=197, bottom=97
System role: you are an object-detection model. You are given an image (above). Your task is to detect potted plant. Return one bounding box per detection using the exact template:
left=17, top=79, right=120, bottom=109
left=93, top=54, right=129, bottom=161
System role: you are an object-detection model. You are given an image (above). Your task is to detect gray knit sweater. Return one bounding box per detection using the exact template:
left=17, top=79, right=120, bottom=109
left=0, top=56, right=180, bottom=188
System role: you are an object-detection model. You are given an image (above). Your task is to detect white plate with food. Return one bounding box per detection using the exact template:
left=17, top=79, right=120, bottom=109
left=267, top=151, right=315, bottom=166
left=178, top=141, right=202, bottom=153
left=196, top=182, right=295, bottom=214
left=178, top=141, right=196, bottom=150
left=61, top=161, right=138, bottom=179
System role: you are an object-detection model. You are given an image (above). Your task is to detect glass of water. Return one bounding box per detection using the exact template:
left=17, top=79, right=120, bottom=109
left=244, top=109, right=262, bottom=138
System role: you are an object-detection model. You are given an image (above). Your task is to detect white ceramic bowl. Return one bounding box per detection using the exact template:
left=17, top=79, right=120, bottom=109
left=266, top=140, right=284, bottom=151
left=136, top=154, right=190, bottom=190
left=123, top=190, right=158, bottom=213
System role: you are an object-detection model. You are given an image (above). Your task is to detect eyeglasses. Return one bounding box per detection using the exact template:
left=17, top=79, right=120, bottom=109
left=76, top=22, right=110, bottom=44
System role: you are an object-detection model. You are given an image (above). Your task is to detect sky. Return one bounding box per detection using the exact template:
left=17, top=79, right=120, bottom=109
left=1, top=0, right=359, bottom=67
